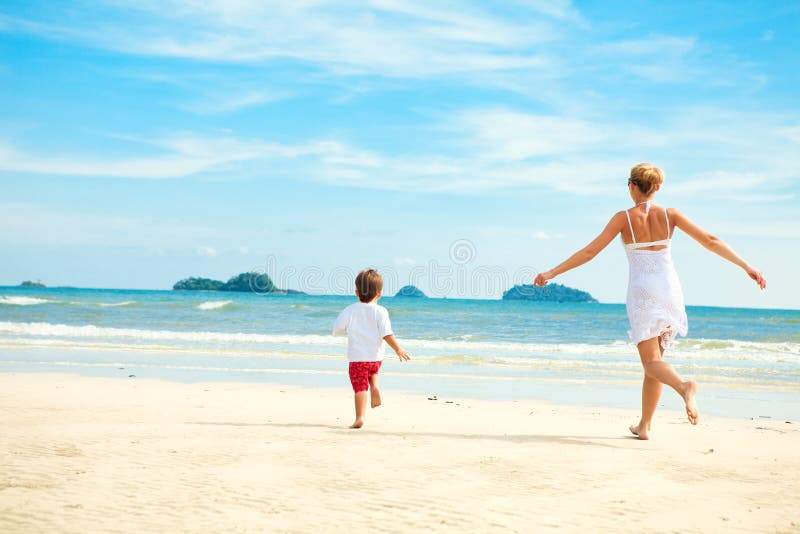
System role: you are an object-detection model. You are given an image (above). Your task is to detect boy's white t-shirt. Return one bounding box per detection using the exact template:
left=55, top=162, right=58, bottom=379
left=332, top=301, right=393, bottom=362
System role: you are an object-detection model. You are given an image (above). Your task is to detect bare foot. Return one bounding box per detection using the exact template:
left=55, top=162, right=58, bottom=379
left=682, top=380, right=699, bottom=425
left=629, top=422, right=650, bottom=440
left=370, top=387, right=382, bottom=408
left=349, top=419, right=363, bottom=429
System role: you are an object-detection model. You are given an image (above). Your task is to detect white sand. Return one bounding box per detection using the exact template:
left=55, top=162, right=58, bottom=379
left=1, top=372, right=798, bottom=532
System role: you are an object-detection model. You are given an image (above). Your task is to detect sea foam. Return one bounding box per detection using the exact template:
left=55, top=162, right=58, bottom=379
left=97, top=301, right=137, bottom=308
left=0, top=296, right=53, bottom=306
left=0, top=321, right=797, bottom=364
left=197, top=301, right=233, bottom=311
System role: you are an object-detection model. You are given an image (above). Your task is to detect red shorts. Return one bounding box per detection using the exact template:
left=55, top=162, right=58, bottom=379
left=348, top=361, right=382, bottom=392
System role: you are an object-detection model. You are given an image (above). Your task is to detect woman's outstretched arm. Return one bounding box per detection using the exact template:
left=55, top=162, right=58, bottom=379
left=534, top=212, right=626, bottom=286
left=670, top=208, right=766, bottom=289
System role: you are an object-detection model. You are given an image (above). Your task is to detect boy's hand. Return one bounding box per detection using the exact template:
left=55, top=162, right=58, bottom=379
left=395, top=348, right=411, bottom=362
left=384, top=334, right=410, bottom=361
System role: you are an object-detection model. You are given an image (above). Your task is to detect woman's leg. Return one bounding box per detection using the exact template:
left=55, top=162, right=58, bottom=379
left=635, top=337, right=698, bottom=431
left=641, top=341, right=666, bottom=429
left=630, top=375, right=663, bottom=439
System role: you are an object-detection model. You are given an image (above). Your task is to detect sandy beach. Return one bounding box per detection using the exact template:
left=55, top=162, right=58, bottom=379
left=1, top=372, right=798, bottom=532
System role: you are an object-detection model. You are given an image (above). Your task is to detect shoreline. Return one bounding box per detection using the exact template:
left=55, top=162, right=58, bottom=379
left=3, top=345, right=799, bottom=422
left=1, top=372, right=799, bottom=532
left=3, top=285, right=800, bottom=311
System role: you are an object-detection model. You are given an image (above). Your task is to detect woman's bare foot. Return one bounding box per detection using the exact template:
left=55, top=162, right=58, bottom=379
left=370, top=387, right=382, bottom=408
left=629, top=422, right=650, bottom=440
left=682, top=380, right=699, bottom=425
left=349, top=419, right=364, bottom=429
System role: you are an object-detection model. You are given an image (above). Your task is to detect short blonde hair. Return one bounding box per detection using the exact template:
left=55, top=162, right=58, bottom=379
left=629, top=163, right=664, bottom=195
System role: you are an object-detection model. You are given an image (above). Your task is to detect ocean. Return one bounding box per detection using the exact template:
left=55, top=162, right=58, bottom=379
left=1, top=286, right=798, bottom=420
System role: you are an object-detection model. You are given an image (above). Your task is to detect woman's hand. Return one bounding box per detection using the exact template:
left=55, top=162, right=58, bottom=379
left=745, top=265, right=767, bottom=290
left=534, top=271, right=553, bottom=287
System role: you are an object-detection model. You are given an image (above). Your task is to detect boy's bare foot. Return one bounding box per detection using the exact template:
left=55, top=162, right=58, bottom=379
left=370, top=387, right=382, bottom=408
left=682, top=380, right=699, bottom=425
left=629, top=422, right=650, bottom=440
left=349, top=419, right=364, bottom=429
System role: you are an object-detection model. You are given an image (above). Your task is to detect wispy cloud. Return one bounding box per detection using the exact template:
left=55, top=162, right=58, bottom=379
left=454, top=108, right=607, bottom=160
left=195, top=246, right=218, bottom=258
left=0, top=135, right=372, bottom=180
left=181, top=90, right=291, bottom=115
left=594, top=36, right=696, bottom=56
left=719, top=221, right=800, bottom=239
left=668, top=171, right=768, bottom=195
left=2, top=104, right=798, bottom=197
left=0, top=202, right=226, bottom=248
left=0, top=2, right=569, bottom=78
left=531, top=231, right=565, bottom=240
left=590, top=35, right=699, bottom=83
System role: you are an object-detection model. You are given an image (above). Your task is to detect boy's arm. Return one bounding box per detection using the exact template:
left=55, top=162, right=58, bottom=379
left=332, top=309, right=349, bottom=335
left=377, top=308, right=409, bottom=361
left=383, top=334, right=411, bottom=361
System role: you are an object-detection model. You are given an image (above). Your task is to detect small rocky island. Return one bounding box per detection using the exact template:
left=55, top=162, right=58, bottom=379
left=502, top=283, right=597, bottom=303
left=173, top=272, right=303, bottom=294
left=20, top=280, right=46, bottom=288
left=394, top=285, right=427, bottom=298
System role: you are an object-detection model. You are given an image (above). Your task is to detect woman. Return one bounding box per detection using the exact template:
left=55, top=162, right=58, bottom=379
left=534, top=163, right=766, bottom=439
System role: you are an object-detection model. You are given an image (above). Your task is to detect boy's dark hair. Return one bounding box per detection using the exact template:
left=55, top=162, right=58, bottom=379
left=355, top=269, right=383, bottom=303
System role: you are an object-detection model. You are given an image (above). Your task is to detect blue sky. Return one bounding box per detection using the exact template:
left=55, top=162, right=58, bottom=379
left=1, top=1, right=798, bottom=308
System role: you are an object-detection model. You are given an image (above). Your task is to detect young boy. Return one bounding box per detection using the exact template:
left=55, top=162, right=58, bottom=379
left=333, top=269, right=410, bottom=429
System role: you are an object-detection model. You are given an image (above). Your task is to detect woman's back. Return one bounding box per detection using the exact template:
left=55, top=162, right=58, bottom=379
left=620, top=203, right=673, bottom=251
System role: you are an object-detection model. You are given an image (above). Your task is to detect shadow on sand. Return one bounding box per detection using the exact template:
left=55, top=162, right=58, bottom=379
left=188, top=421, right=635, bottom=449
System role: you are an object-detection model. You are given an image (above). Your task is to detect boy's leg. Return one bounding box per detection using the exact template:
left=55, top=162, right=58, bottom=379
left=636, top=337, right=698, bottom=429
left=351, top=391, right=368, bottom=429
left=349, top=362, right=369, bottom=428
left=369, top=372, right=381, bottom=408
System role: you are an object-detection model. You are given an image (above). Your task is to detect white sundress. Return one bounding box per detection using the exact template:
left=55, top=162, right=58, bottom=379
left=623, top=205, right=688, bottom=349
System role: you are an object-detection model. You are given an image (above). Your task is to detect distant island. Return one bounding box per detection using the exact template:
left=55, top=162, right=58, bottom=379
left=173, top=272, right=303, bottom=294
left=395, top=285, right=427, bottom=298
left=20, top=280, right=46, bottom=288
left=502, top=283, right=597, bottom=303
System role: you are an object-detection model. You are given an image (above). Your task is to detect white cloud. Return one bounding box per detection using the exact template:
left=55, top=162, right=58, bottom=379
left=762, top=30, right=774, bottom=42
left=531, top=231, right=565, bottom=240
left=238, top=246, right=250, bottom=255
left=0, top=2, right=568, bottom=79
left=195, top=246, right=218, bottom=257
left=182, top=90, right=289, bottom=114
left=668, top=171, right=769, bottom=195
left=516, top=0, right=585, bottom=23
left=717, top=221, right=800, bottom=239
left=393, top=257, right=416, bottom=266
left=594, top=36, right=696, bottom=56
left=588, top=35, right=700, bottom=83
left=0, top=135, right=372, bottom=180
left=0, top=202, right=226, bottom=248
left=1, top=106, right=797, bottom=198
left=455, top=108, right=605, bottom=160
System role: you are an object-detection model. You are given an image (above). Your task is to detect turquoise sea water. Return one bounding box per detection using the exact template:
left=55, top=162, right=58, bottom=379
left=1, top=286, right=798, bottom=420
